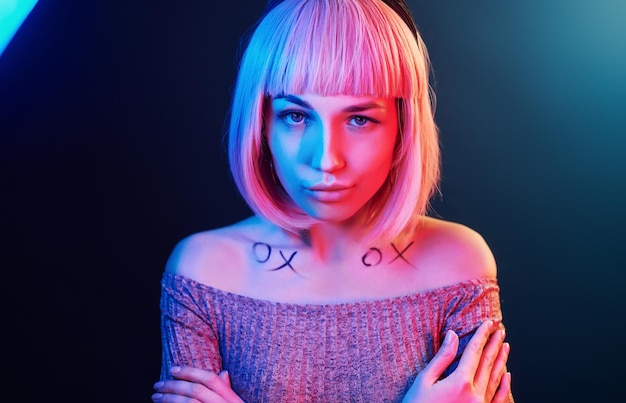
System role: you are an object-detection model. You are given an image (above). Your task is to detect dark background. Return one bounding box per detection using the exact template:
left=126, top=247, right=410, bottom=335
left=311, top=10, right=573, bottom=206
left=2, top=0, right=624, bottom=402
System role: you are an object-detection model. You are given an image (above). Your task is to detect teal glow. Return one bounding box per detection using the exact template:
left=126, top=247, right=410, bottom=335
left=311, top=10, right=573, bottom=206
left=0, top=0, right=38, bottom=58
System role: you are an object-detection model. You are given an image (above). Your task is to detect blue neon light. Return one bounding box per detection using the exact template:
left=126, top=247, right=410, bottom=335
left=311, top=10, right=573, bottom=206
left=0, top=0, right=38, bottom=58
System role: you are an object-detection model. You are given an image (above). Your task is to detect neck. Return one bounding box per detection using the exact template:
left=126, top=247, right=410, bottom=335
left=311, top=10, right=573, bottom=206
left=294, top=221, right=372, bottom=265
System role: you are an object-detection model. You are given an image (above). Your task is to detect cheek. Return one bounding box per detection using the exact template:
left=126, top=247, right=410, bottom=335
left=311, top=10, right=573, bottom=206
left=268, top=136, right=297, bottom=184
left=361, top=138, right=396, bottom=188
left=380, top=132, right=399, bottom=167
left=354, top=135, right=396, bottom=171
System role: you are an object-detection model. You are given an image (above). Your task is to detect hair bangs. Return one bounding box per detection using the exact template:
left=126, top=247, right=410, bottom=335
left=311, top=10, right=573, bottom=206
left=262, top=0, right=420, bottom=99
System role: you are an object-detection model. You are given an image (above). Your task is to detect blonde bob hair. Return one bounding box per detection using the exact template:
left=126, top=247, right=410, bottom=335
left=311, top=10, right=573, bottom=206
left=228, top=0, right=440, bottom=245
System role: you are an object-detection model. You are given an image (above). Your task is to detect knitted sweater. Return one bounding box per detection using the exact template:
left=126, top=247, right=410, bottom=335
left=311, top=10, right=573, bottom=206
left=160, top=272, right=513, bottom=402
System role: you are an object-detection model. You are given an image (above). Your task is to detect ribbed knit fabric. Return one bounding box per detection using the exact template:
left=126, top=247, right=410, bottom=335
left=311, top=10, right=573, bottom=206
left=160, top=272, right=513, bottom=402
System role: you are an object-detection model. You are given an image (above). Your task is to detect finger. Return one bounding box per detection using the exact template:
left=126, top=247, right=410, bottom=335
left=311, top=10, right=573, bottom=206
left=170, top=366, right=242, bottom=402
left=455, top=320, right=497, bottom=380
left=491, top=371, right=512, bottom=403
left=475, top=328, right=506, bottom=393
left=152, top=391, right=206, bottom=402
left=218, top=370, right=231, bottom=386
left=485, top=341, right=510, bottom=400
left=153, top=379, right=221, bottom=402
left=419, top=330, right=459, bottom=384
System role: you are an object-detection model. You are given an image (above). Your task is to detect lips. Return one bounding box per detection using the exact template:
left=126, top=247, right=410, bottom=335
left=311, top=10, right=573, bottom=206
left=305, top=183, right=354, bottom=202
left=307, top=184, right=351, bottom=191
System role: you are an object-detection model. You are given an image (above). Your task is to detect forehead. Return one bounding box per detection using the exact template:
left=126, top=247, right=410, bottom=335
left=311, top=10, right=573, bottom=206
left=271, top=93, right=396, bottom=112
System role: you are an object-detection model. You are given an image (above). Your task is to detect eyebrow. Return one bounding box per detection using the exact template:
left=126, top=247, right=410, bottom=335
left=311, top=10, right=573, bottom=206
left=274, top=94, right=386, bottom=113
left=274, top=95, right=313, bottom=109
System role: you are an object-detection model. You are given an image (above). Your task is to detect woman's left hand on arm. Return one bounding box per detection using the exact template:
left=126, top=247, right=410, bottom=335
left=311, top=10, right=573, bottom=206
left=402, top=319, right=511, bottom=403
left=152, top=366, right=244, bottom=403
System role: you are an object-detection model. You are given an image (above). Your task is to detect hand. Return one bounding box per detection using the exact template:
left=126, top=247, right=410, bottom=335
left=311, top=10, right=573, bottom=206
left=403, top=320, right=511, bottom=403
left=152, top=366, right=244, bottom=403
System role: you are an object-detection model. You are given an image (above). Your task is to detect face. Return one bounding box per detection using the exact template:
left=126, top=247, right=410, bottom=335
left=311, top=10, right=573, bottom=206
left=267, top=93, right=398, bottom=224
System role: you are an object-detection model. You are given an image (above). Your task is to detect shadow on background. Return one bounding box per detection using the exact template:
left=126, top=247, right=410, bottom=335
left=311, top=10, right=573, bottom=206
left=1, top=0, right=624, bottom=402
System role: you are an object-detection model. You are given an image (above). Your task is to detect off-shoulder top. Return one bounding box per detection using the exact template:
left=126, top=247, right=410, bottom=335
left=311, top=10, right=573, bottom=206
left=159, top=272, right=513, bottom=402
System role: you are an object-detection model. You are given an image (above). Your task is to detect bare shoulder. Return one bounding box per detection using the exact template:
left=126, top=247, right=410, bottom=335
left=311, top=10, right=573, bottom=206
left=164, top=216, right=264, bottom=289
left=412, top=216, right=497, bottom=287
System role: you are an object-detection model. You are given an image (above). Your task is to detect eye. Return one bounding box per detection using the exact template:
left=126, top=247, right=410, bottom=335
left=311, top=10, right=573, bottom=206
left=352, top=116, right=368, bottom=126
left=349, top=115, right=378, bottom=127
left=288, top=112, right=305, bottom=123
left=278, top=110, right=308, bottom=126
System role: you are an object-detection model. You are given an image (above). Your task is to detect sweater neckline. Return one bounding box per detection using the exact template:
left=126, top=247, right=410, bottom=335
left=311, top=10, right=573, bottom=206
left=162, top=272, right=498, bottom=309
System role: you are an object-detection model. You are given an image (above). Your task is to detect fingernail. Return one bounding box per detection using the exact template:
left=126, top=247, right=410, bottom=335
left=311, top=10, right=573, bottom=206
left=500, top=329, right=506, bottom=339
left=170, top=366, right=181, bottom=374
left=151, top=393, right=163, bottom=401
left=444, top=330, right=455, bottom=344
left=153, top=381, right=164, bottom=389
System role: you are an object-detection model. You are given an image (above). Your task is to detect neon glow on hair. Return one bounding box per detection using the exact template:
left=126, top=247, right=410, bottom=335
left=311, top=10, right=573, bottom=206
left=228, top=0, right=440, bottom=245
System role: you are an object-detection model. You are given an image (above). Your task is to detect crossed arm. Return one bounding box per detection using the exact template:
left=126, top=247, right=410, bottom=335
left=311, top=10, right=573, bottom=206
left=152, top=319, right=511, bottom=403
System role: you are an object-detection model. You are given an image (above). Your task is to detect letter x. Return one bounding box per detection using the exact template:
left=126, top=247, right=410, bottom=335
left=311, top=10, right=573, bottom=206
left=389, top=241, right=415, bottom=267
left=270, top=250, right=298, bottom=273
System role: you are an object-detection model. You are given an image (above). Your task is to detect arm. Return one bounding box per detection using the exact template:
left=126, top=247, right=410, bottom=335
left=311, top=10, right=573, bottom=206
left=154, top=273, right=244, bottom=402
left=440, top=279, right=507, bottom=379
left=159, top=272, right=223, bottom=378
left=403, top=320, right=512, bottom=403
left=406, top=278, right=514, bottom=403
left=153, top=366, right=243, bottom=403
left=406, top=220, right=514, bottom=402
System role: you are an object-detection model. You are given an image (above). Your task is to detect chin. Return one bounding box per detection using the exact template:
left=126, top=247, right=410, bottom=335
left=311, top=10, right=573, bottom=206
left=303, top=205, right=369, bottom=225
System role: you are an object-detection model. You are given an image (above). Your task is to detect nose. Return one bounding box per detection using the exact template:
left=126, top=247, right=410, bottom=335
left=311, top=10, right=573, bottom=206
left=310, top=122, right=345, bottom=172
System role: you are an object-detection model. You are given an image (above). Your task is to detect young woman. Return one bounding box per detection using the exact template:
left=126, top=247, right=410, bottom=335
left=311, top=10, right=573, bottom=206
left=153, top=0, right=513, bottom=402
